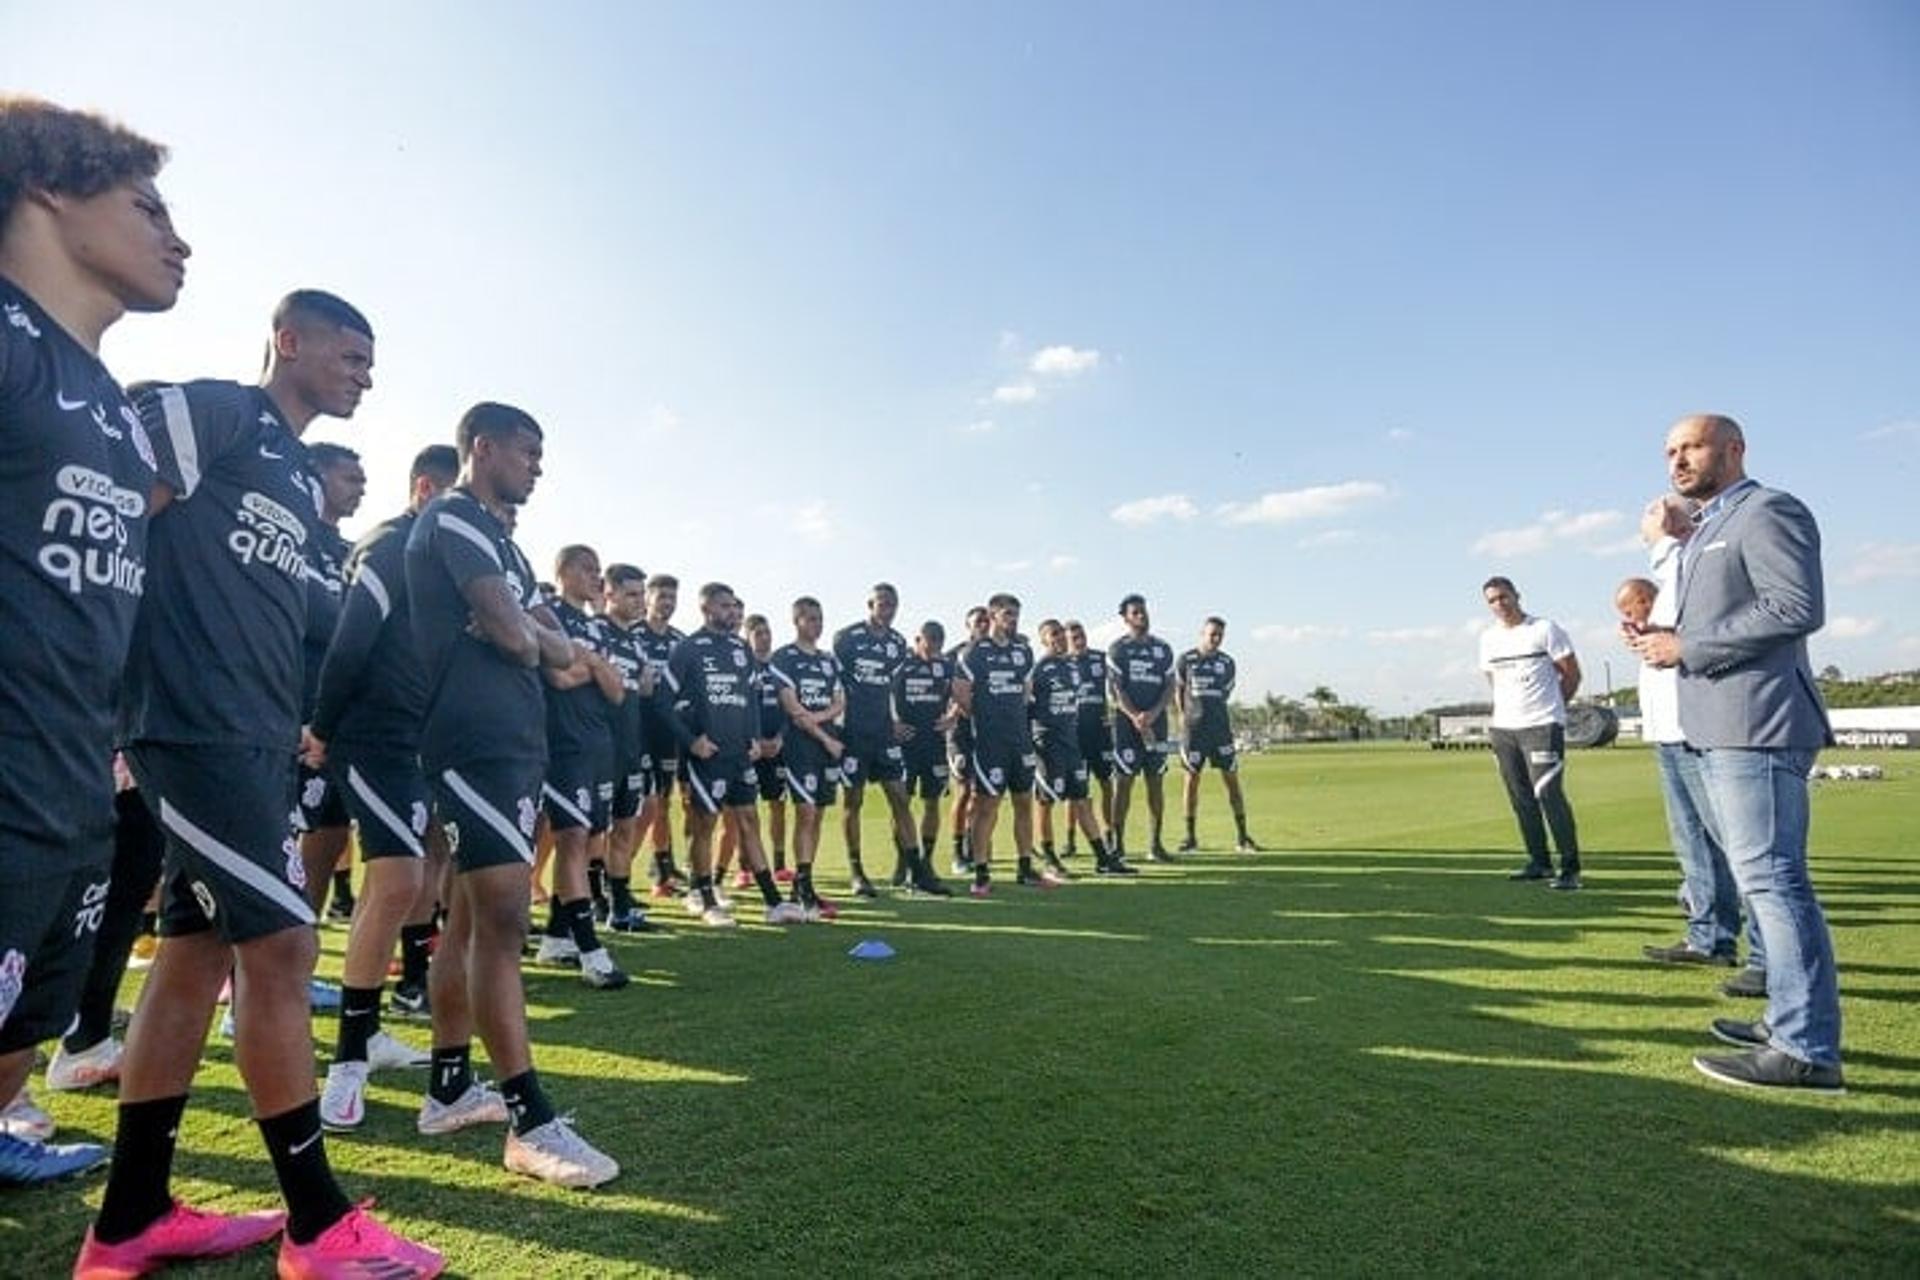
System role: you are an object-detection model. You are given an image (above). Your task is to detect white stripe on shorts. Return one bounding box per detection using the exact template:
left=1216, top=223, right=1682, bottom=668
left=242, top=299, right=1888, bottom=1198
left=158, top=798, right=317, bottom=925
left=346, top=765, right=424, bottom=857
left=542, top=782, right=591, bottom=827
left=441, top=769, right=533, bottom=863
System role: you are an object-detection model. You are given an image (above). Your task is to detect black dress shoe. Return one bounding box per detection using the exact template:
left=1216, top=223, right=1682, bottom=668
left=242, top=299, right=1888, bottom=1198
left=1721, top=968, right=1769, bottom=999
left=1710, top=1018, right=1770, bottom=1048
left=1508, top=864, right=1552, bottom=881
left=1547, top=873, right=1582, bottom=891
left=1693, top=1047, right=1843, bottom=1094
left=1643, top=941, right=1736, bottom=967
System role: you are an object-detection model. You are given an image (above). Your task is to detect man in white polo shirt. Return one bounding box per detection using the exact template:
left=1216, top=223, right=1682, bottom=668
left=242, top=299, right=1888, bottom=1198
left=1618, top=498, right=1766, bottom=988
left=1478, top=576, right=1582, bottom=889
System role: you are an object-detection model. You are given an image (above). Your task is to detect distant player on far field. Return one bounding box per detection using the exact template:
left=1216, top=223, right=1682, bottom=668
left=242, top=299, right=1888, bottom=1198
left=1176, top=617, right=1258, bottom=852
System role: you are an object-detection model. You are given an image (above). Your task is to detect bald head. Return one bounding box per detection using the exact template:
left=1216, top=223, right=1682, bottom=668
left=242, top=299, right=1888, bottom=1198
left=1665, top=413, right=1747, bottom=501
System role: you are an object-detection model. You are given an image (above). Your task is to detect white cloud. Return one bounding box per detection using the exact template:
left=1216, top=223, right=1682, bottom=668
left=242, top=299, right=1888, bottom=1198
left=1587, top=534, right=1646, bottom=557
left=1386, top=427, right=1415, bottom=443
left=959, top=419, right=996, bottom=434
left=646, top=404, right=682, bottom=436
left=1862, top=419, right=1920, bottom=442
left=1048, top=554, right=1079, bottom=572
left=1296, top=528, right=1358, bottom=549
left=1841, top=542, right=1920, bottom=584
left=996, top=559, right=1032, bottom=573
left=1472, top=509, right=1624, bottom=558
left=1826, top=615, right=1882, bottom=640
left=1367, top=625, right=1455, bottom=644
left=1217, top=480, right=1389, bottom=526
left=1110, top=493, right=1198, bottom=526
left=990, top=383, right=1038, bottom=405
left=1029, top=345, right=1101, bottom=377
left=1251, top=624, right=1351, bottom=643
left=790, top=500, right=835, bottom=543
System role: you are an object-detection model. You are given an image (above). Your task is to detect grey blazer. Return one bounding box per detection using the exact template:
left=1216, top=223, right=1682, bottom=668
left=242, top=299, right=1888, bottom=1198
left=1673, top=481, right=1834, bottom=750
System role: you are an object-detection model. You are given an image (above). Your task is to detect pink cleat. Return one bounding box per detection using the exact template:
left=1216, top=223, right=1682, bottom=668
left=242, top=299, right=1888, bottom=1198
left=276, top=1202, right=444, bottom=1278
left=73, top=1199, right=285, bottom=1278
left=969, top=881, right=992, bottom=898
left=772, top=868, right=795, bottom=884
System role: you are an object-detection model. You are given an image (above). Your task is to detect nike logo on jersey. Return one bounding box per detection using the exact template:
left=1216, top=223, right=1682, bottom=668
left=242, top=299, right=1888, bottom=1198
left=56, top=392, right=89, bottom=411
left=260, top=444, right=285, bottom=460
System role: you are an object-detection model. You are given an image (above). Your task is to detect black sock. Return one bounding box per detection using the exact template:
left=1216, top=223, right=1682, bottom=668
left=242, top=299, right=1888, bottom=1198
left=330, top=868, right=353, bottom=907
left=772, top=847, right=786, bottom=872
left=693, top=874, right=716, bottom=911
left=754, top=868, right=781, bottom=907
left=399, top=923, right=434, bottom=987
left=1185, top=816, right=1196, bottom=840
left=975, top=862, right=990, bottom=887
left=951, top=834, right=965, bottom=859
left=1041, top=840, right=1055, bottom=857
left=1234, top=810, right=1248, bottom=839
left=258, top=1099, right=353, bottom=1245
left=429, top=1045, right=472, bottom=1105
left=500, top=1068, right=556, bottom=1136
left=544, top=897, right=567, bottom=939
left=1018, top=854, right=1034, bottom=877
left=94, top=1094, right=188, bottom=1243
left=1065, top=831, right=1077, bottom=853
left=793, top=865, right=814, bottom=904
left=848, top=852, right=865, bottom=878
left=609, top=875, right=635, bottom=915
left=652, top=849, right=673, bottom=882
left=565, top=897, right=602, bottom=954
left=334, top=984, right=382, bottom=1064
left=138, top=909, right=157, bottom=936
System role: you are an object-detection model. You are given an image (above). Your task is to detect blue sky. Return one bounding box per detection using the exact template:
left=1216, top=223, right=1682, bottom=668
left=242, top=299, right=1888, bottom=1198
left=10, top=1, right=1917, bottom=710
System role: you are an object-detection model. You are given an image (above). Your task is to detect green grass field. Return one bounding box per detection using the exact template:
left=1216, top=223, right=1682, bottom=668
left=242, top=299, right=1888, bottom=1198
left=8, top=744, right=1918, bottom=1276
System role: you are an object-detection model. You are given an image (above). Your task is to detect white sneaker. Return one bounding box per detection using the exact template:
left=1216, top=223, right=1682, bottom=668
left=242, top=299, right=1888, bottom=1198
left=365, top=1030, right=431, bottom=1071
left=417, top=1081, right=509, bottom=1136
left=218, top=1008, right=236, bottom=1040
left=700, top=905, right=738, bottom=929
left=504, top=1116, right=620, bottom=1188
left=534, top=935, right=580, bottom=966
left=712, top=887, right=734, bottom=911
left=45, top=1038, right=122, bottom=1092
left=683, top=891, right=710, bottom=918
left=764, top=901, right=807, bottom=925
left=319, top=1061, right=369, bottom=1131
left=0, top=1089, right=54, bottom=1142
left=578, top=948, right=630, bottom=990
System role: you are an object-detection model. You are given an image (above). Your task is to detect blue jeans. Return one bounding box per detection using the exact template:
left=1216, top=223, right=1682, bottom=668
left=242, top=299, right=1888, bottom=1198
left=1694, top=747, right=1841, bottom=1066
left=1656, top=743, right=1765, bottom=967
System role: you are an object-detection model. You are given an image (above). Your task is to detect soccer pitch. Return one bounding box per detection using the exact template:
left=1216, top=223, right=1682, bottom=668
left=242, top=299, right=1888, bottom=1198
left=12, top=745, right=1918, bottom=1276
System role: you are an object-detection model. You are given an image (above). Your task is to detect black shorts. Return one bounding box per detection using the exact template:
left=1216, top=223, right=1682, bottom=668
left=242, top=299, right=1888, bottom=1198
left=902, top=738, right=949, bottom=801
left=0, top=847, right=111, bottom=1054
left=685, top=751, right=756, bottom=813
left=1034, top=735, right=1090, bottom=803
left=295, top=761, right=349, bottom=833
left=430, top=758, right=543, bottom=873
left=611, top=751, right=651, bottom=821
left=1181, top=730, right=1239, bottom=774
left=782, top=736, right=840, bottom=809
left=947, top=719, right=975, bottom=792
left=1112, top=716, right=1171, bottom=778
left=643, top=722, right=681, bottom=798
left=754, top=755, right=785, bottom=803
left=544, top=746, right=613, bottom=834
left=329, top=744, right=431, bottom=860
left=1077, top=719, right=1114, bottom=781
left=840, top=726, right=906, bottom=790
left=128, top=743, right=317, bottom=945
left=968, top=737, right=1036, bottom=798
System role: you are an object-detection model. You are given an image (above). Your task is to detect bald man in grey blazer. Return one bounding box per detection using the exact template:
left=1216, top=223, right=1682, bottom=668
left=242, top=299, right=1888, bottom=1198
left=1628, top=415, right=1842, bottom=1093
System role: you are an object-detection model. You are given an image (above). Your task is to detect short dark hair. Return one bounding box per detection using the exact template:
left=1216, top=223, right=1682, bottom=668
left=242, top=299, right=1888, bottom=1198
left=307, top=442, right=360, bottom=474
left=0, top=98, right=166, bottom=230
left=965, top=606, right=989, bottom=623
left=273, top=289, right=373, bottom=342
left=1204, top=616, right=1226, bottom=630
left=1038, top=618, right=1062, bottom=633
left=1063, top=618, right=1084, bottom=631
left=455, top=402, right=541, bottom=461
left=1118, top=593, right=1146, bottom=615
left=792, top=595, right=822, bottom=616
left=870, top=582, right=898, bottom=600
left=409, top=444, right=459, bottom=485
left=744, top=613, right=770, bottom=632
left=605, top=563, right=646, bottom=589
left=554, top=544, right=597, bottom=575
left=698, top=582, right=734, bottom=606
left=987, top=592, right=1020, bottom=610
left=919, top=620, right=945, bottom=646
left=1482, top=576, right=1517, bottom=596
left=646, top=573, right=678, bottom=593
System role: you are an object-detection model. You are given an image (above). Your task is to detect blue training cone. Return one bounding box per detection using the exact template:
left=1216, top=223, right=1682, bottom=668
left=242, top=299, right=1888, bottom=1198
left=848, top=940, right=896, bottom=961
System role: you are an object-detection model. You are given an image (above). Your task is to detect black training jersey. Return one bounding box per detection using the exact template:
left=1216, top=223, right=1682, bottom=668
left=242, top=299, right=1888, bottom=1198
left=311, top=511, right=424, bottom=751
left=1177, top=648, right=1237, bottom=736
left=636, top=622, right=684, bottom=736
left=0, top=279, right=156, bottom=857
left=545, top=599, right=618, bottom=757
left=406, top=489, right=546, bottom=768
left=301, top=522, right=350, bottom=718
left=666, top=627, right=760, bottom=754
left=832, top=621, right=908, bottom=735
left=1072, top=650, right=1109, bottom=726
left=892, top=654, right=951, bottom=738
left=123, top=381, right=325, bottom=751
left=957, top=635, right=1034, bottom=746
left=768, top=643, right=841, bottom=731
left=602, top=619, right=648, bottom=758
left=1107, top=633, right=1175, bottom=716
left=752, top=654, right=785, bottom=738
left=1029, top=654, right=1082, bottom=742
